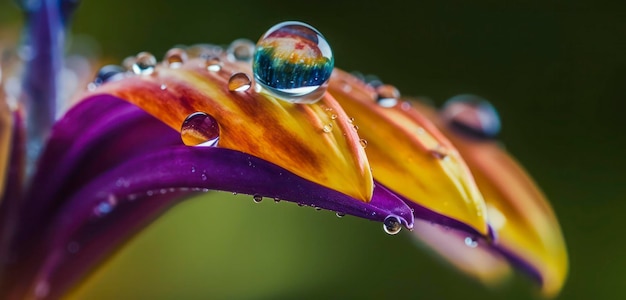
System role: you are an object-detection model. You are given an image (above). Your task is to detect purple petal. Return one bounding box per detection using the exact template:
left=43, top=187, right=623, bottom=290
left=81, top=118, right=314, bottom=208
left=7, top=95, right=413, bottom=299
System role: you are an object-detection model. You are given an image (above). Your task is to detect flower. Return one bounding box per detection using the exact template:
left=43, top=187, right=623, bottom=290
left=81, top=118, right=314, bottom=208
left=0, top=1, right=567, bottom=299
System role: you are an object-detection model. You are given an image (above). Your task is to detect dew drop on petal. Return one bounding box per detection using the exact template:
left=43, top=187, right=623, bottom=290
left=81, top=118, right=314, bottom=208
left=376, top=84, right=400, bottom=108
left=442, top=94, right=501, bottom=139
left=227, top=39, right=256, bottom=62
left=336, top=212, right=345, bottom=218
left=164, top=48, right=188, bottom=68
left=322, top=123, right=333, bottom=133
left=93, top=65, right=125, bottom=86
left=181, top=112, right=220, bottom=147
left=464, top=236, right=479, bottom=248
left=228, top=72, right=252, bottom=92
left=132, top=52, right=157, bottom=75
left=430, top=144, right=448, bottom=159
left=364, top=74, right=383, bottom=88
left=253, top=21, right=334, bottom=104
left=383, top=215, right=402, bottom=235
left=330, top=114, right=337, bottom=120
left=359, top=139, right=368, bottom=148
left=205, top=56, right=223, bottom=72
left=253, top=194, right=263, bottom=203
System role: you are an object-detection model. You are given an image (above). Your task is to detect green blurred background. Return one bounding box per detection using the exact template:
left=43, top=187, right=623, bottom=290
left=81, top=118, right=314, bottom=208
left=2, top=0, right=626, bottom=299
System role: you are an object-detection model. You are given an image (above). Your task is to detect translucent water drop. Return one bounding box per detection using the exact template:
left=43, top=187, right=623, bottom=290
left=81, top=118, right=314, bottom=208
left=227, top=39, right=256, bottom=62
left=376, top=84, right=400, bottom=108
left=132, top=52, right=157, bottom=75
left=383, top=215, right=402, bottom=235
left=442, top=94, right=501, bottom=139
left=253, top=194, right=263, bottom=203
left=274, top=197, right=281, bottom=203
left=315, top=207, right=322, bottom=211
left=165, top=48, right=188, bottom=68
left=336, top=212, right=345, bottom=218
left=228, top=72, right=252, bottom=91
left=253, top=21, right=334, bottom=104
left=93, top=65, right=125, bottom=86
left=364, top=74, right=383, bottom=88
left=430, top=144, right=448, bottom=159
left=322, top=123, right=333, bottom=133
left=330, top=114, right=337, bottom=120
left=464, top=236, right=478, bottom=248
left=122, top=56, right=136, bottom=71
left=160, top=84, right=167, bottom=90
left=205, top=56, right=223, bottom=72
left=359, top=139, right=368, bottom=148
left=93, top=194, right=117, bottom=216
left=180, top=112, right=220, bottom=146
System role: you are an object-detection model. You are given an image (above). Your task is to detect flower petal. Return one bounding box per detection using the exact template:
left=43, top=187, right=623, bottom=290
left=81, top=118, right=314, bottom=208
left=93, top=55, right=373, bottom=203
left=328, top=70, right=489, bottom=235
left=415, top=101, right=568, bottom=297
left=7, top=95, right=413, bottom=299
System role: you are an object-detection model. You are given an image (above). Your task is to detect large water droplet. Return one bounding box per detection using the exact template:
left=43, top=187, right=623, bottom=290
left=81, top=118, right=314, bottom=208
left=181, top=112, right=220, bottom=146
left=227, top=39, right=256, bottom=62
left=376, top=84, right=400, bottom=108
left=253, top=21, right=334, bottom=104
left=442, top=94, right=501, bottom=139
left=164, top=48, right=188, bottom=68
left=132, top=52, right=157, bottom=75
left=228, top=72, right=252, bottom=92
left=93, top=65, right=125, bottom=86
left=383, top=215, right=402, bottom=235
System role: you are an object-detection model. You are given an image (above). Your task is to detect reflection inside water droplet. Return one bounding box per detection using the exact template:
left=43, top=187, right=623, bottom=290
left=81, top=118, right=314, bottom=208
left=253, top=21, right=334, bottom=104
left=132, top=52, right=157, bottom=75
left=383, top=215, right=402, bottom=235
left=181, top=112, right=220, bottom=147
left=164, top=48, right=188, bottom=68
left=253, top=194, right=263, bottom=203
left=228, top=72, right=252, bottom=92
left=205, top=56, right=222, bottom=72
left=376, top=84, right=400, bottom=108
left=464, top=236, right=478, bottom=248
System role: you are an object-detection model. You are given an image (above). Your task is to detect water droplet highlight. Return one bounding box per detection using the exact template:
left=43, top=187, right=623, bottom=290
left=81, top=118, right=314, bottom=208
left=383, top=215, right=402, bottom=235
left=205, top=56, right=223, bottom=72
left=442, top=94, right=501, bottom=139
left=228, top=72, right=252, bottom=92
left=322, top=123, right=333, bottom=133
left=253, top=194, right=263, bottom=203
left=253, top=21, right=334, bottom=103
left=330, top=114, right=337, bottom=120
left=165, top=48, right=188, bottom=68
left=336, top=212, right=345, bottom=218
left=464, top=236, right=478, bottom=248
left=93, top=65, right=125, bottom=86
left=227, top=39, right=256, bottom=62
left=359, top=139, right=368, bottom=148
left=181, top=112, right=220, bottom=146
left=376, top=84, right=400, bottom=107
left=132, top=52, right=157, bottom=75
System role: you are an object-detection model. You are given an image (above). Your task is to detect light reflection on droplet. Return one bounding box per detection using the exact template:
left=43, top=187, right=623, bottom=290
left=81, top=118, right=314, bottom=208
left=132, top=52, right=157, bottom=75
left=180, top=112, right=220, bottom=147
left=228, top=72, right=252, bottom=92
left=164, top=48, right=188, bottom=68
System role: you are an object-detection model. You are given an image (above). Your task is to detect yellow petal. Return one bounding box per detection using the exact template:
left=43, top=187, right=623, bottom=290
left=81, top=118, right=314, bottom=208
left=328, top=70, right=488, bottom=235
left=414, top=101, right=568, bottom=297
left=91, top=55, right=373, bottom=202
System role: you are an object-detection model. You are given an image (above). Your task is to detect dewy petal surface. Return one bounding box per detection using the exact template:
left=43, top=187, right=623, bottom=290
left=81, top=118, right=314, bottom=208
left=93, top=56, right=373, bottom=202
left=328, top=70, right=488, bottom=235
left=415, top=101, right=568, bottom=297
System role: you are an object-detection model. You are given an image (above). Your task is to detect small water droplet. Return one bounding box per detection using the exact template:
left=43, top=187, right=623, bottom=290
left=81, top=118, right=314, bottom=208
left=353, top=124, right=359, bottom=131
left=228, top=72, right=252, bottom=92
left=315, top=207, right=322, bottom=211
left=187, top=44, right=223, bottom=59
left=322, top=123, right=333, bottom=133
left=442, top=94, right=501, bottom=139
left=191, top=166, right=196, bottom=173
left=359, top=139, right=368, bottom=148
left=93, top=194, right=117, bottom=216
left=364, top=74, right=383, bottom=88
left=93, top=65, right=125, bottom=86
left=232, top=192, right=238, bottom=195
left=274, top=197, right=281, bottom=203
left=164, top=48, right=188, bottom=68
left=464, top=236, right=478, bottom=248
left=253, top=21, right=334, bottom=103
left=376, top=84, right=400, bottom=107
left=297, top=203, right=305, bottom=207
left=181, top=112, right=220, bottom=146
left=201, top=173, right=208, bottom=181
left=122, top=56, right=136, bottom=70
left=205, top=56, right=222, bottom=72
left=330, top=114, right=337, bottom=120
left=348, top=117, right=355, bottom=123
left=132, top=52, right=157, bottom=75
left=253, top=194, right=263, bottom=203
left=227, top=39, right=256, bottom=62
left=160, top=84, right=167, bottom=90
left=430, top=144, right=448, bottom=159
left=336, top=212, right=345, bottom=218
left=383, top=215, right=402, bottom=235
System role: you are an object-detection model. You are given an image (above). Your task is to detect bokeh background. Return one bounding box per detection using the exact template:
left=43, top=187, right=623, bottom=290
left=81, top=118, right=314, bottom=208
left=2, top=0, right=626, bottom=299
